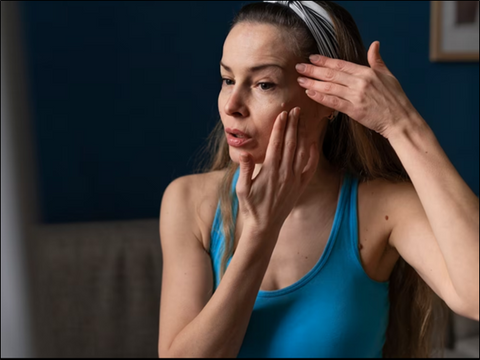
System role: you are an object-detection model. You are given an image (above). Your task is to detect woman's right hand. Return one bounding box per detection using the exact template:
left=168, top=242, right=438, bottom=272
left=235, top=107, right=320, bottom=242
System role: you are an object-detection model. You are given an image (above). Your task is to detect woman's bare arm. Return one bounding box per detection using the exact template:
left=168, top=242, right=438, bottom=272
left=158, top=175, right=277, bottom=358
left=159, top=108, right=316, bottom=357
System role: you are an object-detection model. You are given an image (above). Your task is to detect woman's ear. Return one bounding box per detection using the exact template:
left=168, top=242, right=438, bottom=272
left=311, top=103, right=331, bottom=121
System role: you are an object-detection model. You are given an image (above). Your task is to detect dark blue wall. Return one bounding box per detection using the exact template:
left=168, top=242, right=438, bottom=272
left=19, top=1, right=479, bottom=224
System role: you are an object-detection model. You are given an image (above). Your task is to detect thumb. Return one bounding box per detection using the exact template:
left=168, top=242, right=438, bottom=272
left=236, top=152, right=254, bottom=197
left=368, top=41, right=387, bottom=71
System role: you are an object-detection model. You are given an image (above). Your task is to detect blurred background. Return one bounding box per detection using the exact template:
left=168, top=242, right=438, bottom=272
left=1, top=1, right=478, bottom=358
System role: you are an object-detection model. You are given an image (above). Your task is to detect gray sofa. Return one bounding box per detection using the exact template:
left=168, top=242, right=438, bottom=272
left=31, top=219, right=163, bottom=358
left=30, top=219, right=478, bottom=358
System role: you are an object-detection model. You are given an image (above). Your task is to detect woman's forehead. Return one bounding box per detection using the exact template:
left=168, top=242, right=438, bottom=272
left=223, top=23, right=296, bottom=69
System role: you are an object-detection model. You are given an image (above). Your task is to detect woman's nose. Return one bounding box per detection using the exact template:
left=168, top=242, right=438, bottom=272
left=224, top=90, right=248, bottom=117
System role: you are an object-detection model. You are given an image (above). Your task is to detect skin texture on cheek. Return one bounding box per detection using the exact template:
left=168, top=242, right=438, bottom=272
left=255, top=98, right=296, bottom=163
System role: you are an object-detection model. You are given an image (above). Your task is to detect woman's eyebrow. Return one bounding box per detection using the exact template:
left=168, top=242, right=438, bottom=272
left=220, top=62, right=285, bottom=73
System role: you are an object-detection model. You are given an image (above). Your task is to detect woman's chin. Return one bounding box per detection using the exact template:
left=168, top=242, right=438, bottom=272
left=229, top=149, right=242, bottom=163
left=230, top=151, right=264, bottom=165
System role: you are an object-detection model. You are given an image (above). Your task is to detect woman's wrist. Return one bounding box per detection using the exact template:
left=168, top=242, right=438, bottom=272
left=236, top=225, right=280, bottom=262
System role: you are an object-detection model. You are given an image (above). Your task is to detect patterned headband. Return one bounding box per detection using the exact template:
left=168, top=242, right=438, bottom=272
left=263, top=1, right=340, bottom=59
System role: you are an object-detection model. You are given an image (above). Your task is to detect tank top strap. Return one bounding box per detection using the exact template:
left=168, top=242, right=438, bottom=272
left=343, top=171, right=360, bottom=256
left=209, top=167, right=240, bottom=288
left=231, top=166, right=240, bottom=220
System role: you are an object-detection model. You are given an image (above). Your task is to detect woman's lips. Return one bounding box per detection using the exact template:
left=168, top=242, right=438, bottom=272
left=226, top=132, right=253, bottom=147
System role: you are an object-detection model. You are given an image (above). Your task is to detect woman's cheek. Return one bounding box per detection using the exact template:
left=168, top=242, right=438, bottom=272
left=258, top=122, right=276, bottom=154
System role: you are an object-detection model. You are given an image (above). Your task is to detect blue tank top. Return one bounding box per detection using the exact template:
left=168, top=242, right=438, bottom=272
left=209, top=168, right=390, bottom=358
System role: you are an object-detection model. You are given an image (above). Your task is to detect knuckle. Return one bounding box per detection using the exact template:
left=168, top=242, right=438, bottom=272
left=279, top=172, right=289, bottom=184
left=365, top=71, right=376, bottom=83
left=286, top=141, right=297, bottom=151
left=284, top=171, right=293, bottom=183
left=361, top=104, right=369, bottom=114
left=359, top=79, right=370, bottom=91
left=325, top=69, right=335, bottom=81
left=355, top=105, right=367, bottom=119
left=335, top=60, right=345, bottom=71
left=323, top=82, right=333, bottom=92
left=298, top=150, right=307, bottom=162
left=356, top=94, right=366, bottom=105
left=331, top=96, right=340, bottom=107
left=272, top=140, right=282, bottom=151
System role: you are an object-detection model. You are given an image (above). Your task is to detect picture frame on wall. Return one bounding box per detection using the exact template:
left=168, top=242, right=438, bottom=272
left=430, top=1, right=479, bottom=62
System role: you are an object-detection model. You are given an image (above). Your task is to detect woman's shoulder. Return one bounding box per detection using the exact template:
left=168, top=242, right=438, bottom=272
left=357, top=174, right=415, bottom=244
left=177, top=169, right=227, bottom=202
left=167, top=169, right=228, bottom=252
left=358, top=175, right=414, bottom=204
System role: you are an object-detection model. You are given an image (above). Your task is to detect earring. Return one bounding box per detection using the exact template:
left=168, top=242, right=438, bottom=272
left=328, top=111, right=339, bottom=122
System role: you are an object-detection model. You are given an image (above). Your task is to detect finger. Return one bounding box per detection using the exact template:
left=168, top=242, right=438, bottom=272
left=280, top=107, right=299, bottom=174
left=300, top=142, right=320, bottom=187
left=308, top=55, right=371, bottom=77
left=305, top=90, right=353, bottom=116
left=296, top=62, right=358, bottom=87
left=264, top=111, right=288, bottom=170
left=367, top=41, right=392, bottom=75
left=297, top=77, right=353, bottom=102
left=236, top=152, right=255, bottom=198
left=293, top=109, right=308, bottom=176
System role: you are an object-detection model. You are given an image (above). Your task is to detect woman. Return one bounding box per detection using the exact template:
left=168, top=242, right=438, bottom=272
left=158, top=1, right=479, bottom=358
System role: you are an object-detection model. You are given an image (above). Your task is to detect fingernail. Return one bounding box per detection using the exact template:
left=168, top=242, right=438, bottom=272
left=306, top=90, right=316, bottom=97
left=310, top=55, right=321, bottom=62
left=297, top=77, right=306, bottom=85
left=296, top=64, right=306, bottom=72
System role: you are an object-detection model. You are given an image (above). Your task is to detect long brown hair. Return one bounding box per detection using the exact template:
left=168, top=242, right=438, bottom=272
left=193, top=1, right=449, bottom=357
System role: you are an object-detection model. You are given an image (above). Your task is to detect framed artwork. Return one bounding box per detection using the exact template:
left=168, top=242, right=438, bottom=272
left=430, top=1, right=479, bottom=62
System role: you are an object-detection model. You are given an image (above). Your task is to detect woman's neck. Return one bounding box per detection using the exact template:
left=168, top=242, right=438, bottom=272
left=252, top=151, right=341, bottom=215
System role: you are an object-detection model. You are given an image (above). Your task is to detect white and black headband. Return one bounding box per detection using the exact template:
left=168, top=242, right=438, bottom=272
left=263, top=1, right=340, bottom=59
left=264, top=1, right=340, bottom=119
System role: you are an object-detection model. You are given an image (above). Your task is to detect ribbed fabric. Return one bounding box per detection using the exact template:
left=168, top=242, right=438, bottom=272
left=209, top=168, right=390, bottom=358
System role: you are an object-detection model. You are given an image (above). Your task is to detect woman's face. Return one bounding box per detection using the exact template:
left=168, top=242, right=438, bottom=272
left=218, top=22, right=332, bottom=164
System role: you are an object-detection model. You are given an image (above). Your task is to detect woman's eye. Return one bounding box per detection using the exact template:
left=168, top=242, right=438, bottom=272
left=220, top=78, right=276, bottom=91
left=258, top=82, right=275, bottom=91
left=221, top=78, right=234, bottom=86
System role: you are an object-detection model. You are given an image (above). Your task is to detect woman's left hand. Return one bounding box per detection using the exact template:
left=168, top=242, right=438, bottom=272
left=296, top=41, right=420, bottom=139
